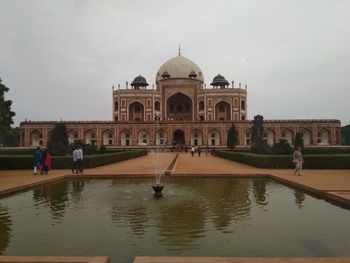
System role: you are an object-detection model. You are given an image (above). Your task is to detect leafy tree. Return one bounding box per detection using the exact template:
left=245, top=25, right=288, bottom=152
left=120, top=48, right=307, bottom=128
left=0, top=78, right=16, bottom=146
left=251, top=115, right=264, bottom=153
left=341, top=124, right=350, bottom=145
left=271, top=139, right=292, bottom=154
left=2, top=127, right=20, bottom=147
left=294, top=132, right=304, bottom=151
left=227, top=123, right=239, bottom=150
left=47, top=123, right=69, bottom=156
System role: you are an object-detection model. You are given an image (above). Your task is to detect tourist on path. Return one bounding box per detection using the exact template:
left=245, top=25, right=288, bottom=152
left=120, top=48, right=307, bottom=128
left=190, top=146, right=195, bottom=157
left=41, top=150, right=52, bottom=175
left=33, top=147, right=42, bottom=175
left=197, top=146, right=201, bottom=157
left=293, top=146, right=303, bottom=176
left=72, top=147, right=78, bottom=174
left=205, top=145, right=209, bottom=157
left=76, top=146, right=84, bottom=174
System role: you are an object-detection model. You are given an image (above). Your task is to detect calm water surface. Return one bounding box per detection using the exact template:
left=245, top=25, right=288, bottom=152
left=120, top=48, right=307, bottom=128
left=1, top=178, right=350, bottom=263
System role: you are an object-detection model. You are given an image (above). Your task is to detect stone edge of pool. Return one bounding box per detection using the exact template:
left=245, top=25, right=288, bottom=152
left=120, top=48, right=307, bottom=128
left=1, top=173, right=350, bottom=263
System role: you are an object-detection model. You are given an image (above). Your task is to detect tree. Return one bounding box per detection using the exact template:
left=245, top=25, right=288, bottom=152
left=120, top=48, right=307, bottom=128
left=341, top=124, right=350, bottom=145
left=47, top=123, right=69, bottom=156
left=2, top=127, right=20, bottom=147
left=0, top=78, right=16, bottom=146
left=227, top=123, right=238, bottom=150
left=271, top=139, right=292, bottom=154
left=251, top=115, right=264, bottom=153
left=294, top=132, right=304, bottom=151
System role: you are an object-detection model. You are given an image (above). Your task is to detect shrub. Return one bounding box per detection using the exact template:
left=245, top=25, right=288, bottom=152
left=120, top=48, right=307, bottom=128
left=0, top=150, right=147, bottom=170
left=217, top=151, right=292, bottom=168
left=251, top=142, right=272, bottom=154
left=0, top=149, right=35, bottom=155
left=303, top=147, right=350, bottom=155
left=272, top=139, right=292, bottom=154
left=216, top=150, right=350, bottom=169
left=99, top=145, right=107, bottom=154
left=47, top=123, right=69, bottom=156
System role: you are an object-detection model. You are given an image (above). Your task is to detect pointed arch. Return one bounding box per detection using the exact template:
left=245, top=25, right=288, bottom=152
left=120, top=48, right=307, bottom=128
left=102, top=129, right=114, bottom=145
left=120, top=129, right=131, bottom=146
left=67, top=129, right=79, bottom=145
left=129, top=101, right=144, bottom=121
left=215, top=101, right=231, bottom=121
left=280, top=128, right=293, bottom=145
left=208, top=129, right=221, bottom=146
left=30, top=129, right=43, bottom=146
left=190, top=129, right=203, bottom=146
left=263, top=129, right=275, bottom=146
left=137, top=129, right=150, bottom=145
left=84, top=129, right=97, bottom=145
left=317, top=128, right=330, bottom=145
left=155, top=129, right=168, bottom=145
left=166, top=92, right=193, bottom=121
left=301, top=128, right=313, bottom=146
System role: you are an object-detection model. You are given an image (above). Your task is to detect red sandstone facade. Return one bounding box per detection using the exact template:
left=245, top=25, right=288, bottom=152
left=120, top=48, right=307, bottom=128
left=20, top=53, right=341, bottom=148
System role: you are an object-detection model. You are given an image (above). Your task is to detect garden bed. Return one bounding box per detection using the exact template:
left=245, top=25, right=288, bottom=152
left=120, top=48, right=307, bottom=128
left=216, top=150, right=350, bottom=169
left=0, top=150, right=147, bottom=170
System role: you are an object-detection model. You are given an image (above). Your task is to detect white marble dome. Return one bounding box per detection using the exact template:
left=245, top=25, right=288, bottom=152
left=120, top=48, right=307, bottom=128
left=156, top=54, right=204, bottom=82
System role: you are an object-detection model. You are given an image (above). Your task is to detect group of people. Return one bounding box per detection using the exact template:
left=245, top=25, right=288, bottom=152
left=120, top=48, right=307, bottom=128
left=72, top=146, right=84, bottom=175
left=33, top=146, right=84, bottom=175
left=33, top=144, right=303, bottom=176
left=33, top=147, right=52, bottom=175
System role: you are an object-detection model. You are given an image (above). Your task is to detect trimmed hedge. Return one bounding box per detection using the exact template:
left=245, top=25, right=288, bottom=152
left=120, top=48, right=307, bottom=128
left=0, top=150, right=147, bottom=170
left=0, top=149, right=124, bottom=156
left=303, top=147, right=350, bottom=155
left=0, top=149, right=35, bottom=155
left=216, top=150, right=350, bottom=169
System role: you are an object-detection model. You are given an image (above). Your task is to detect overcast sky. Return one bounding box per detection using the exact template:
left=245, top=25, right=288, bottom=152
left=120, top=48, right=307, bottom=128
left=1, top=0, right=349, bottom=126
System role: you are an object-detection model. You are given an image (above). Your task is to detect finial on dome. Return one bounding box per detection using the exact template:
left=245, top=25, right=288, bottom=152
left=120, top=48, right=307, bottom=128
left=178, top=44, right=181, bottom=56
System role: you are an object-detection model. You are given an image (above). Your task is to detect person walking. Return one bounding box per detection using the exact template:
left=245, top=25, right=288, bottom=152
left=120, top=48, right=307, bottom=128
left=197, top=146, right=202, bottom=157
left=293, top=146, right=303, bottom=176
left=76, top=146, right=84, bottom=175
left=72, top=147, right=78, bottom=174
left=190, top=146, right=195, bottom=157
left=33, top=147, right=42, bottom=175
left=42, top=150, right=52, bottom=175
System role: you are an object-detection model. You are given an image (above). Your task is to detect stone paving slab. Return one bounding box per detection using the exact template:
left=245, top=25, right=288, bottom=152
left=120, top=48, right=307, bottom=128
left=134, top=256, right=350, bottom=263
left=85, top=153, right=175, bottom=175
left=0, top=169, right=67, bottom=196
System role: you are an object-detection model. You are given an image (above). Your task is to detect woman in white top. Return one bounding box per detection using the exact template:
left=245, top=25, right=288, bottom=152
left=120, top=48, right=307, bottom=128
left=293, top=146, right=303, bottom=176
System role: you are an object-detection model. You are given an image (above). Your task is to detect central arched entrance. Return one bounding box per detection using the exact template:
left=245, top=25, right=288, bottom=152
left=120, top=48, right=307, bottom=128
left=167, top=93, right=193, bottom=121
left=173, top=129, right=185, bottom=145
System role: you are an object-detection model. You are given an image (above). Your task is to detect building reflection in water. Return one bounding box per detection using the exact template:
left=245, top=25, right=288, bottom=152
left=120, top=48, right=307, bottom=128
left=109, top=178, right=253, bottom=252
left=0, top=205, right=12, bottom=255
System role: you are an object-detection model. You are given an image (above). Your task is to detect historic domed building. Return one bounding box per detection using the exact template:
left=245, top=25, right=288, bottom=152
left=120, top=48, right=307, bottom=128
left=20, top=51, right=341, bottom=148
